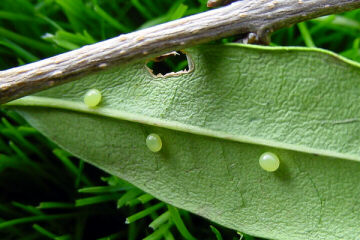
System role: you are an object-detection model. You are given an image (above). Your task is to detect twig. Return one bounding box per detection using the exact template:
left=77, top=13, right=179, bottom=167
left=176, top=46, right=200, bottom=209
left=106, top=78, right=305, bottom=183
left=1, top=0, right=360, bottom=104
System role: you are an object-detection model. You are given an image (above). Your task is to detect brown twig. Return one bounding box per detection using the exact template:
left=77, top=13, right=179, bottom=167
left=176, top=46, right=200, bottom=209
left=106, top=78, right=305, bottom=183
left=1, top=0, right=360, bottom=104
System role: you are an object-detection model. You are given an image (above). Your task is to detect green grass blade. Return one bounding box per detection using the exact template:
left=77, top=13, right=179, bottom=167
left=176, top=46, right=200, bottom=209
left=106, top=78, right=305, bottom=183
left=210, top=225, right=223, bottom=240
left=137, top=15, right=168, bottom=30
left=298, top=22, right=316, bottom=48
left=75, top=193, right=122, bottom=207
left=8, top=141, right=31, bottom=162
left=0, top=213, right=77, bottom=229
left=138, top=193, right=154, bottom=204
left=33, top=224, right=58, bottom=239
left=0, top=137, right=11, bottom=154
left=55, top=30, right=96, bottom=45
left=312, top=15, right=360, bottom=32
left=127, top=216, right=137, bottom=240
left=0, top=11, right=41, bottom=22
left=143, top=223, right=172, bottom=240
left=42, top=33, right=80, bottom=50
left=149, top=211, right=170, bottom=230
left=53, top=149, right=79, bottom=175
left=238, top=232, right=255, bottom=240
left=97, top=232, right=123, bottom=240
left=117, top=188, right=142, bottom=208
left=36, top=13, right=64, bottom=31
left=130, top=0, right=153, bottom=19
left=12, top=202, right=43, bottom=216
left=17, top=126, right=39, bottom=136
left=55, top=235, right=72, bottom=240
left=164, top=231, right=175, bottom=240
left=75, top=159, right=85, bottom=188
left=78, top=185, right=131, bottom=194
left=52, top=148, right=91, bottom=186
left=126, top=193, right=154, bottom=207
left=167, top=205, right=196, bottom=240
left=93, top=4, right=130, bottom=33
left=2, top=117, right=46, bottom=159
left=0, top=39, right=39, bottom=62
left=37, top=202, right=75, bottom=209
left=125, top=202, right=165, bottom=224
left=309, top=15, right=336, bottom=34
left=74, top=215, right=87, bottom=240
left=0, top=27, right=57, bottom=54
left=54, top=0, right=88, bottom=32
left=168, top=3, right=188, bottom=21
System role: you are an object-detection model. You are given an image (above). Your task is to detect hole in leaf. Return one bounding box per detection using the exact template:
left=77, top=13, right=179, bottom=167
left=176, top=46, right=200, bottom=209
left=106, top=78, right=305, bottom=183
left=146, top=51, right=192, bottom=77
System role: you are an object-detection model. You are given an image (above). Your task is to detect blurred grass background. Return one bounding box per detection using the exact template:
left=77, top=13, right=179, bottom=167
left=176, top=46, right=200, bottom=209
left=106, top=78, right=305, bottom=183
left=0, top=0, right=359, bottom=239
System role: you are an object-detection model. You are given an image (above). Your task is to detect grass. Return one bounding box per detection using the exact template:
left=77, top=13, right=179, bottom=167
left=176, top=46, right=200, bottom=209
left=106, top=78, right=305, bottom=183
left=0, top=0, right=360, bottom=239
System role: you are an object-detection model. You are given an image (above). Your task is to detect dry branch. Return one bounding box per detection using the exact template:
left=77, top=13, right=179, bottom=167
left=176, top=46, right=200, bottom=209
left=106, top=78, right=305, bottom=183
left=1, top=0, right=360, bottom=103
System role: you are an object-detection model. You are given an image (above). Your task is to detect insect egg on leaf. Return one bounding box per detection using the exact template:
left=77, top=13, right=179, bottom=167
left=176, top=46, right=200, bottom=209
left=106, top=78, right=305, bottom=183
left=259, top=152, right=280, bottom=172
left=84, top=89, right=102, bottom=107
left=146, top=133, right=162, bottom=152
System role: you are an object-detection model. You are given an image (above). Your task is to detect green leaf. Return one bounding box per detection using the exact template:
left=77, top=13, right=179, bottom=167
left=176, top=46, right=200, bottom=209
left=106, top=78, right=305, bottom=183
left=6, top=44, right=360, bottom=240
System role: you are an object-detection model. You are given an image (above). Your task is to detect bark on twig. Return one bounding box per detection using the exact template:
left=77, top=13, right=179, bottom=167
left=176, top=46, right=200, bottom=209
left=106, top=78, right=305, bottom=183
left=1, top=0, right=360, bottom=104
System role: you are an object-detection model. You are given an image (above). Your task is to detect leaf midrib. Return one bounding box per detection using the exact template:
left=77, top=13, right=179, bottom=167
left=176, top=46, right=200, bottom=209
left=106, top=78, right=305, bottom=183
left=7, top=96, right=360, bottom=163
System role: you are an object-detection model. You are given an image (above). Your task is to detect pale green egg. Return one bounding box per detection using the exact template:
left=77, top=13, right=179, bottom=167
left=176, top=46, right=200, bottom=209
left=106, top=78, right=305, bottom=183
left=259, top=152, right=280, bottom=172
left=84, top=89, right=102, bottom=107
left=146, top=133, right=162, bottom=152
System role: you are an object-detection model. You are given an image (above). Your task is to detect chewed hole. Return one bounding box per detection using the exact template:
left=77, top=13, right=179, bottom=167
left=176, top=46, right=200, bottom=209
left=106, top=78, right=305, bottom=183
left=145, top=51, right=193, bottom=77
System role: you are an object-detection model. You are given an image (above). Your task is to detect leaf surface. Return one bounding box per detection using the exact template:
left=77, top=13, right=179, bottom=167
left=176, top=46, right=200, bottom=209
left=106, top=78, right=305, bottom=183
left=7, top=44, right=360, bottom=240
